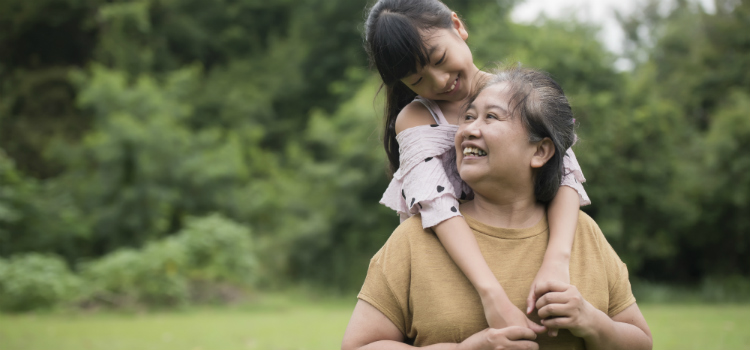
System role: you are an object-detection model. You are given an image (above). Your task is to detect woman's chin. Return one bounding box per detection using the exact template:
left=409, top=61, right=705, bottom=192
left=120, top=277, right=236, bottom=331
left=458, top=168, right=485, bottom=186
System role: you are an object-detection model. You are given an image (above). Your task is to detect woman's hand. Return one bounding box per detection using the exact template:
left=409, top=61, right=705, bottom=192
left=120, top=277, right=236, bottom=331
left=481, top=289, right=546, bottom=333
left=534, top=280, right=600, bottom=339
left=458, top=327, right=539, bottom=350
left=525, top=258, right=570, bottom=336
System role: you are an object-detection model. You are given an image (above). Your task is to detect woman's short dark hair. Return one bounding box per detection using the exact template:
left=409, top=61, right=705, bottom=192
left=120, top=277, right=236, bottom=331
left=468, top=66, right=576, bottom=203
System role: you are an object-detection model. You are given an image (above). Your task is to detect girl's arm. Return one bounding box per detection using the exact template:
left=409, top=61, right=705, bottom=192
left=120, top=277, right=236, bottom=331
left=435, top=217, right=544, bottom=331
left=525, top=185, right=580, bottom=331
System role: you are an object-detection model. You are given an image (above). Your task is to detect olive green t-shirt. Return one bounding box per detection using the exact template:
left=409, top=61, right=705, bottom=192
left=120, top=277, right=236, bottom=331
left=357, top=211, right=635, bottom=348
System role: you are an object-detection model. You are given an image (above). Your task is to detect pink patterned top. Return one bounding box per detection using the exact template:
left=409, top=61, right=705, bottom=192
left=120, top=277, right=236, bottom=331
left=380, top=97, right=590, bottom=228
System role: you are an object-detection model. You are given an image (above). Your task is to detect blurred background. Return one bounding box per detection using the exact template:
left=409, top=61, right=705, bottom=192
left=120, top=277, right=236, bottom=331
left=0, top=0, right=749, bottom=349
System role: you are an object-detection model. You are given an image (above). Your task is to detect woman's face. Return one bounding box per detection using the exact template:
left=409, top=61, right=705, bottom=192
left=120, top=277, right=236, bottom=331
left=399, top=15, right=477, bottom=102
left=455, top=83, right=538, bottom=188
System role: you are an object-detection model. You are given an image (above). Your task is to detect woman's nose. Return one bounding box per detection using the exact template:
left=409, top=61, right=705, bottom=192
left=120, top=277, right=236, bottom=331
left=462, top=120, right=481, bottom=139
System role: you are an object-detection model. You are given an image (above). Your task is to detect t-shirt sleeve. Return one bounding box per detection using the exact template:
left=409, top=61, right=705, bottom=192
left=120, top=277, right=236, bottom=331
left=357, top=221, right=415, bottom=336
left=588, top=217, right=637, bottom=317
left=607, top=258, right=637, bottom=317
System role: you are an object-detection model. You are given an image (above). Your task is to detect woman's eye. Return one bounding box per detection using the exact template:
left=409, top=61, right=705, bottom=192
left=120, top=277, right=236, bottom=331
left=487, top=113, right=498, bottom=120
left=463, top=114, right=475, bottom=121
left=411, top=77, right=422, bottom=86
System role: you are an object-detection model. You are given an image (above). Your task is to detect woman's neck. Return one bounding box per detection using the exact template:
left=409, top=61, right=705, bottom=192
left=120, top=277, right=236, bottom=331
left=460, top=188, right=545, bottom=229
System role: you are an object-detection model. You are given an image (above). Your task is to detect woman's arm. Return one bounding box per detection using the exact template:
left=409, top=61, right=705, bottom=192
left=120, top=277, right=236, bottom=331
left=342, top=300, right=540, bottom=350
left=526, top=186, right=580, bottom=320
left=534, top=281, right=652, bottom=350
left=435, top=217, right=543, bottom=331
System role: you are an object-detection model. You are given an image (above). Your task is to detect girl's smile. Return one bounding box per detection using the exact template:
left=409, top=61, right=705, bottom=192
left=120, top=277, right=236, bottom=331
left=439, top=74, right=460, bottom=95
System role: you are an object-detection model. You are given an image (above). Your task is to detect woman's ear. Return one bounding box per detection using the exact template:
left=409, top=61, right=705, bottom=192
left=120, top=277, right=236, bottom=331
left=530, top=138, right=555, bottom=169
left=451, top=12, right=469, bottom=41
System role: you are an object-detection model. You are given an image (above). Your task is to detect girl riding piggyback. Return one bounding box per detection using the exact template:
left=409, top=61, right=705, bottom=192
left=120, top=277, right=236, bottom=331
left=364, top=0, right=590, bottom=335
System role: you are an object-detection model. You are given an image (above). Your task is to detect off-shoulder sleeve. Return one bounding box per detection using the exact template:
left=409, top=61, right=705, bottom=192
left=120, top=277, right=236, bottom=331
left=380, top=125, right=472, bottom=229
left=561, top=148, right=591, bottom=206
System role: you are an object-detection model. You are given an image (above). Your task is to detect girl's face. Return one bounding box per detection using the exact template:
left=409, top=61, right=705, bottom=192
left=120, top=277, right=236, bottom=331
left=400, top=14, right=478, bottom=102
left=455, top=83, right=537, bottom=188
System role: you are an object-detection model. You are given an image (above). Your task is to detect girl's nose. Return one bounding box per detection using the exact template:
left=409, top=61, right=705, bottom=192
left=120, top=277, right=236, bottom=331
left=429, top=69, right=451, bottom=92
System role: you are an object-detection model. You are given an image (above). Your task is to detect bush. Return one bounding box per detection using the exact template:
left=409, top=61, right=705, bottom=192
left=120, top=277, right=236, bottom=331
left=0, top=254, right=81, bottom=312
left=82, top=239, right=190, bottom=308
left=82, top=214, right=255, bottom=308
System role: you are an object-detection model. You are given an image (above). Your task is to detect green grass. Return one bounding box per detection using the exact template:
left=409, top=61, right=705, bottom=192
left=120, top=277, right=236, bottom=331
left=1, top=300, right=749, bottom=350
left=641, top=304, right=750, bottom=350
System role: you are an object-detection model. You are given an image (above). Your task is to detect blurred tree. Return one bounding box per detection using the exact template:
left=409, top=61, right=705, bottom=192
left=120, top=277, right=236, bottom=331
left=0, top=0, right=748, bottom=295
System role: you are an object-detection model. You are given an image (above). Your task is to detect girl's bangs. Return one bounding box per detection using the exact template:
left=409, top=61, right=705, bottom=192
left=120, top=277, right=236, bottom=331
left=371, top=13, right=431, bottom=85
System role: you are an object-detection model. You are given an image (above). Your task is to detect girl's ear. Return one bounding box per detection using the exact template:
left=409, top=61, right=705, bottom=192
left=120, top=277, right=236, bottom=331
left=451, top=12, right=469, bottom=41
left=530, top=138, right=555, bottom=169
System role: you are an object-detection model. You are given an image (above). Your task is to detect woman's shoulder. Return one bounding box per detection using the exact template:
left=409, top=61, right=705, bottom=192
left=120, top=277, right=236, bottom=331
left=395, top=101, right=438, bottom=134
left=384, top=216, right=436, bottom=248
left=575, top=210, right=621, bottom=255
left=371, top=216, right=429, bottom=265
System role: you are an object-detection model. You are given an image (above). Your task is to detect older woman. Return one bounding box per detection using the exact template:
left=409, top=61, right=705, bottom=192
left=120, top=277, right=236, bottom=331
left=341, top=68, right=652, bottom=350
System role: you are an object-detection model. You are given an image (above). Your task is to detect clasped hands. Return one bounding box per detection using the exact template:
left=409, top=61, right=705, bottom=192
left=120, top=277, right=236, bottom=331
left=468, top=280, right=599, bottom=350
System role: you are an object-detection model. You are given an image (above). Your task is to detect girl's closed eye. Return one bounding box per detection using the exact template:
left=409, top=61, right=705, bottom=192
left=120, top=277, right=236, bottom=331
left=435, top=51, right=446, bottom=65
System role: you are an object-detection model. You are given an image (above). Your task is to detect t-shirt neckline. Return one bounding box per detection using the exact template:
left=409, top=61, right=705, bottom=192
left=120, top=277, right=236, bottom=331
left=462, top=212, right=549, bottom=239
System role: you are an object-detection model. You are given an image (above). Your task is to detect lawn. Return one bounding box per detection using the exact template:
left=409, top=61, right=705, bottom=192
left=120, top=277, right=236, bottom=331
left=1, top=300, right=748, bottom=350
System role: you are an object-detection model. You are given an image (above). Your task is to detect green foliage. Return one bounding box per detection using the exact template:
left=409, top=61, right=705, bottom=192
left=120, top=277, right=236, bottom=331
left=282, top=74, right=394, bottom=290
left=82, top=214, right=256, bottom=308
left=83, top=239, right=190, bottom=307
left=0, top=254, right=81, bottom=312
left=1, top=0, right=749, bottom=300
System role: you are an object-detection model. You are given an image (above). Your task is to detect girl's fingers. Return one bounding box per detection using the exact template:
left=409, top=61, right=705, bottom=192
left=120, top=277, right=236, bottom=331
left=525, top=317, right=547, bottom=334
left=526, top=285, right=537, bottom=314
left=497, top=326, right=538, bottom=341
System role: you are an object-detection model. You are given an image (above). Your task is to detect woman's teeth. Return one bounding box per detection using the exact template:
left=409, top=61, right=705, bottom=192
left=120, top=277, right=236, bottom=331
left=463, top=147, right=487, bottom=157
left=444, top=78, right=457, bottom=93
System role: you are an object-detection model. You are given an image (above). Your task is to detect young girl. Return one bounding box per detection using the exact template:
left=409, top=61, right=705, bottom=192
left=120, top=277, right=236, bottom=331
left=364, top=0, right=590, bottom=334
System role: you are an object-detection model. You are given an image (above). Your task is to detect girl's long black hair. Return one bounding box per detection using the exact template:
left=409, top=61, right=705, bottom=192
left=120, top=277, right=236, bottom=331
left=364, top=0, right=454, bottom=174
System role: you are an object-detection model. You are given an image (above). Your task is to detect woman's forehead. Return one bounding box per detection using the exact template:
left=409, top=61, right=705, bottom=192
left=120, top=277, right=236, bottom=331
left=474, top=83, right=511, bottom=108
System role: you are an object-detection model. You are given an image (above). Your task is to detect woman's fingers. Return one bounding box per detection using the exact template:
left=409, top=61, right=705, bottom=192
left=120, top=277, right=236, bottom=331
left=538, top=302, right=573, bottom=319
left=533, top=280, right=569, bottom=299
left=535, top=291, right=568, bottom=310
left=541, top=316, right=572, bottom=330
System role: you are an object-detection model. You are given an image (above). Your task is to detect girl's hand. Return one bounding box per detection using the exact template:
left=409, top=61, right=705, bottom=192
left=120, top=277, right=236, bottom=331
left=525, top=259, right=570, bottom=335
left=481, top=290, right=546, bottom=333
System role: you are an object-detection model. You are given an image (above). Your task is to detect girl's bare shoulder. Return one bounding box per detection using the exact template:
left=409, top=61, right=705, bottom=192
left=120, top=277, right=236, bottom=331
left=395, top=101, right=437, bottom=135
